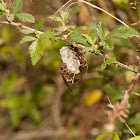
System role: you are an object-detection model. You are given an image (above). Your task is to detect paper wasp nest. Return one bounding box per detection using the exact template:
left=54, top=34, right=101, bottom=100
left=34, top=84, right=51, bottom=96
left=60, top=46, right=80, bottom=74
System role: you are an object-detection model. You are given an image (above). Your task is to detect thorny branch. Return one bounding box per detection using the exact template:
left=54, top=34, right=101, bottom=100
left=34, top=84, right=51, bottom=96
left=0, top=20, right=139, bottom=73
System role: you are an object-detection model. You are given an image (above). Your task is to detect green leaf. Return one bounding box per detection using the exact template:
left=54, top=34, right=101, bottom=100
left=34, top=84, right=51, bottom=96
left=105, top=27, right=138, bottom=39
left=102, top=84, right=118, bottom=95
left=48, top=15, right=62, bottom=22
left=82, top=34, right=93, bottom=45
left=113, top=133, right=120, bottom=140
left=127, top=136, right=140, bottom=140
left=60, top=10, right=69, bottom=23
left=39, top=31, right=56, bottom=39
left=97, top=22, right=106, bottom=41
left=16, top=13, right=35, bottom=23
left=71, top=29, right=87, bottom=45
left=29, top=40, right=43, bottom=65
left=20, top=36, right=36, bottom=44
left=12, top=0, right=23, bottom=14
left=76, top=26, right=87, bottom=30
left=96, top=134, right=110, bottom=140
left=103, top=39, right=114, bottom=50
left=101, top=62, right=107, bottom=69
left=6, top=14, right=15, bottom=22
left=128, top=113, right=140, bottom=125
left=0, top=11, right=4, bottom=18
left=36, top=19, right=44, bottom=31
left=89, top=30, right=96, bottom=40
left=19, top=29, right=34, bottom=34
left=105, top=57, right=116, bottom=64
left=0, top=3, right=6, bottom=11
left=82, top=47, right=93, bottom=53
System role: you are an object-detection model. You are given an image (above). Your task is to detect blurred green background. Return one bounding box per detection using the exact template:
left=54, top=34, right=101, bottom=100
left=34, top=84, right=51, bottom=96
left=0, top=0, right=140, bottom=140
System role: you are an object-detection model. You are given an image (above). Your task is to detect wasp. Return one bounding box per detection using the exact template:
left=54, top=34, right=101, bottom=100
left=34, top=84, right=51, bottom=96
left=59, top=45, right=88, bottom=93
left=68, top=44, right=88, bottom=73
left=59, top=63, right=79, bottom=93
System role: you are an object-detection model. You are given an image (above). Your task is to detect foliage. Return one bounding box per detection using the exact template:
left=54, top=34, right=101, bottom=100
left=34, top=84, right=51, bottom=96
left=0, top=0, right=140, bottom=139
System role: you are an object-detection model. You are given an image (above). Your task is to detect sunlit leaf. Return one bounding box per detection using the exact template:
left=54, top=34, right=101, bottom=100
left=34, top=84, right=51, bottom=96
left=96, top=134, right=110, bottom=140
left=39, top=31, right=56, bottom=39
left=16, top=13, right=35, bottom=23
left=0, top=3, right=6, bottom=11
left=6, top=14, right=15, bottom=22
left=19, top=29, right=34, bottom=34
left=97, top=22, right=106, bottom=41
left=60, top=10, right=69, bottom=23
left=20, top=36, right=36, bottom=44
left=89, top=30, right=96, bottom=40
left=12, top=0, right=23, bottom=14
left=0, top=11, right=4, bottom=18
left=105, top=27, right=138, bottom=39
left=71, top=29, right=87, bottom=45
left=101, top=62, right=107, bottom=69
left=103, top=39, right=114, bottom=50
left=48, top=15, right=62, bottom=22
left=82, top=34, right=93, bottom=45
left=127, top=136, right=140, bottom=140
left=105, top=57, right=116, bottom=64
left=29, top=40, right=43, bottom=65
left=113, top=132, right=120, bottom=140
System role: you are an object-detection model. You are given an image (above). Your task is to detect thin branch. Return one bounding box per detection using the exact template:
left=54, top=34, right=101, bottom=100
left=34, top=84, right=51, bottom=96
left=96, top=52, right=139, bottom=73
left=79, top=0, right=130, bottom=28
left=0, top=20, right=138, bottom=73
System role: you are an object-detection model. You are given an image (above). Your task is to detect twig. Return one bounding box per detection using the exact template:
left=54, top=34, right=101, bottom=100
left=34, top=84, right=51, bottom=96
left=107, top=97, right=136, bottom=137
left=0, top=20, right=138, bottom=73
left=79, top=0, right=129, bottom=28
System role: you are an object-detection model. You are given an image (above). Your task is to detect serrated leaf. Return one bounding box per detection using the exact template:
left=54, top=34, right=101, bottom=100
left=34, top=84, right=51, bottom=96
left=29, top=40, right=43, bottom=65
left=103, top=39, right=114, bottom=50
left=71, top=29, right=87, bottom=45
left=82, top=34, right=93, bottom=45
left=127, top=136, right=140, bottom=140
left=113, top=133, right=120, bottom=140
left=12, top=0, right=23, bottom=14
left=39, top=31, right=56, bottom=39
left=36, top=19, right=44, bottom=31
left=105, top=57, right=116, bottom=64
left=105, top=27, right=138, bottom=39
left=101, top=62, right=107, bottom=69
left=97, top=22, right=106, bottom=41
left=48, top=15, right=62, bottom=22
left=0, top=3, right=6, bottom=11
left=16, top=13, right=35, bottom=23
left=6, top=14, right=15, bottom=22
left=19, top=29, right=34, bottom=34
left=20, top=36, right=36, bottom=44
left=60, top=10, right=69, bottom=23
left=89, top=30, right=96, bottom=40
